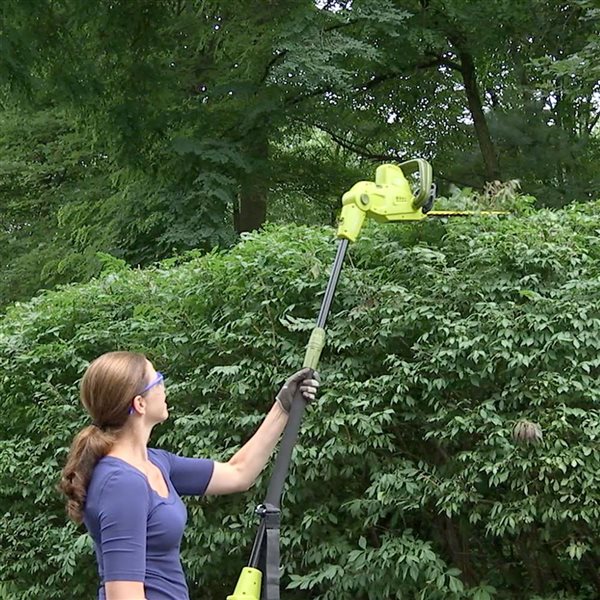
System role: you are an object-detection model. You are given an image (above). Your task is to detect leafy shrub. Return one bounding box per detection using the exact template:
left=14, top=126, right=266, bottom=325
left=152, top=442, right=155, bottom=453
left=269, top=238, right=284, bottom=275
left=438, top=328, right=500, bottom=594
left=1, top=205, right=599, bottom=599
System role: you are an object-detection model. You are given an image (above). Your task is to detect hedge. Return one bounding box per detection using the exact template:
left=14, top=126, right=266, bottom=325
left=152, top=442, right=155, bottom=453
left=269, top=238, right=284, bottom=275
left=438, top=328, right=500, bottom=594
left=1, top=204, right=599, bottom=598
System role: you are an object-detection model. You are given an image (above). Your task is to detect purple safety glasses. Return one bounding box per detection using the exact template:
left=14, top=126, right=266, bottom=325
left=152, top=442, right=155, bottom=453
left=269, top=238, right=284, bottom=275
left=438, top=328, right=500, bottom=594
left=128, top=371, right=164, bottom=415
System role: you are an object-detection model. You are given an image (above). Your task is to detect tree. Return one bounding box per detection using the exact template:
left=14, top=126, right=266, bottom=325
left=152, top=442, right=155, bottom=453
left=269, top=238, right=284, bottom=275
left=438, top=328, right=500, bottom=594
left=307, top=0, right=600, bottom=204
left=0, top=103, right=237, bottom=310
left=1, top=0, right=598, bottom=310
left=0, top=106, right=112, bottom=307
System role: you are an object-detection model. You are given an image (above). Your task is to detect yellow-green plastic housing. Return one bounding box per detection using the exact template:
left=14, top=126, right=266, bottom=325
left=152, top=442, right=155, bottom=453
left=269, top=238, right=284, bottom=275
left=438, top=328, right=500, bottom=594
left=227, top=567, right=262, bottom=600
left=336, top=163, right=428, bottom=241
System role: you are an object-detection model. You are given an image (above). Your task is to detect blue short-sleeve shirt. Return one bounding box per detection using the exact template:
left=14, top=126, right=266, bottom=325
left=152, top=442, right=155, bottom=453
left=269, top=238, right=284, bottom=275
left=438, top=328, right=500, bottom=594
left=84, top=448, right=214, bottom=600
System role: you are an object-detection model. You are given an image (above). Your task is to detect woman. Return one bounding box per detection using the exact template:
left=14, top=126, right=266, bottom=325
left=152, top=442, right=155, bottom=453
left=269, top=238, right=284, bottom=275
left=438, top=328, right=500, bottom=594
left=58, top=351, right=319, bottom=600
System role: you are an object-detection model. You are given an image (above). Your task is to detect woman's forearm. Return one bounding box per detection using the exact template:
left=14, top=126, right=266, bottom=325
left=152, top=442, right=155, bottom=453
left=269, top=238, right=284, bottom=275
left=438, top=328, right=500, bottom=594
left=228, top=401, right=289, bottom=489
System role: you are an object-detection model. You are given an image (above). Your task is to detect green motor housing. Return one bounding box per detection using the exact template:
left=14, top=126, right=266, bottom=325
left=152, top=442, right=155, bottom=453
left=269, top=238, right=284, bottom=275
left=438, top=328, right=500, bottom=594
left=227, top=567, right=262, bottom=600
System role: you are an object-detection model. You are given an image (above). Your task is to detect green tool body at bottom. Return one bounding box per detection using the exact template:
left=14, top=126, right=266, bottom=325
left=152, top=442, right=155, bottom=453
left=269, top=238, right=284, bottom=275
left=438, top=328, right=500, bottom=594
left=227, top=568, right=262, bottom=600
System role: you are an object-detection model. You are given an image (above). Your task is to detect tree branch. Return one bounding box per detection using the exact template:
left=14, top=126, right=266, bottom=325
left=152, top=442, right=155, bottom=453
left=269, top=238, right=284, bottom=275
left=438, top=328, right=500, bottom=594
left=313, top=123, right=406, bottom=162
left=358, top=71, right=400, bottom=92
left=259, top=50, right=288, bottom=86
left=260, top=15, right=359, bottom=86
left=439, top=58, right=463, bottom=72
left=284, top=52, right=461, bottom=109
left=286, top=85, right=333, bottom=107
left=285, top=65, right=414, bottom=108
left=587, top=109, right=600, bottom=135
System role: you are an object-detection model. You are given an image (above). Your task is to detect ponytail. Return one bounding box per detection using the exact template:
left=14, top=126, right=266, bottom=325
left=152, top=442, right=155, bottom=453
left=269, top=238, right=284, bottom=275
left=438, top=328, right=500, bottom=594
left=58, top=425, right=116, bottom=523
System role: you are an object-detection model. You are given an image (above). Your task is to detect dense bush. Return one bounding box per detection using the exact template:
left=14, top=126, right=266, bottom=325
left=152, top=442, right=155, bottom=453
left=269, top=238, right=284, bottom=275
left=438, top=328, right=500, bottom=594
left=1, top=206, right=599, bottom=599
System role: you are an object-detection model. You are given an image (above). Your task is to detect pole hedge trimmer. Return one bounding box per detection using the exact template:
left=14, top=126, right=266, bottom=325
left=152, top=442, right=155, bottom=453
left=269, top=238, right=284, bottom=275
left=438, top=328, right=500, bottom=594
left=227, top=161, right=503, bottom=600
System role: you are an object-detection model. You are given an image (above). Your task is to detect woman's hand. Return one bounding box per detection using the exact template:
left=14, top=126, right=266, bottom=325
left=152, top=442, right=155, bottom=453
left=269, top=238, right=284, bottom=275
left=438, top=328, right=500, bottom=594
left=276, top=368, right=321, bottom=413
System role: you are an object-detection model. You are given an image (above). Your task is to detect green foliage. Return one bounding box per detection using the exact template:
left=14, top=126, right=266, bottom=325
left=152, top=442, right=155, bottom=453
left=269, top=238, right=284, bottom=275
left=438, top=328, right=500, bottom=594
left=268, top=127, right=365, bottom=227
left=0, top=105, right=118, bottom=308
left=435, top=180, right=537, bottom=214
left=1, top=206, right=599, bottom=598
left=3, top=0, right=600, bottom=204
left=2, top=0, right=600, bottom=310
left=0, top=104, right=237, bottom=311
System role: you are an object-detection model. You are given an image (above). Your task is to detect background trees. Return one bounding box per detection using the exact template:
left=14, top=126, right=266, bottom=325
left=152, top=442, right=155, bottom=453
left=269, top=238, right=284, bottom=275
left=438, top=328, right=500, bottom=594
left=1, top=1, right=599, bottom=309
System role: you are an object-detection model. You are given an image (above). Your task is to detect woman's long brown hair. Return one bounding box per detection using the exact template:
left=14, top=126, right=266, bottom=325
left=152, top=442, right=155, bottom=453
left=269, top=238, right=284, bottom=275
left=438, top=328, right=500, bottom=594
left=58, top=351, right=148, bottom=523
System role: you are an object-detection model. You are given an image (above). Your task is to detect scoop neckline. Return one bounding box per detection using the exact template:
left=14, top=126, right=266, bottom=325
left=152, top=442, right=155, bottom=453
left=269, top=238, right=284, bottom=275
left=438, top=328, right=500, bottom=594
left=103, top=453, right=172, bottom=501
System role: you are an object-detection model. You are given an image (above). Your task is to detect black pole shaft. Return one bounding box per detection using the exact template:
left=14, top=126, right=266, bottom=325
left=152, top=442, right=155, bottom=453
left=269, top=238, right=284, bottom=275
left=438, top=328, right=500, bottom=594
left=248, top=238, right=350, bottom=569
left=248, top=520, right=266, bottom=568
left=317, top=239, right=349, bottom=329
left=264, top=238, right=348, bottom=507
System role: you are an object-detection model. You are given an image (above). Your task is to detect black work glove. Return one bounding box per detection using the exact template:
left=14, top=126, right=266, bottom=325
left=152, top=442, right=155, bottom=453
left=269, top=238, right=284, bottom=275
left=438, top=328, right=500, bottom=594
left=276, top=368, right=321, bottom=413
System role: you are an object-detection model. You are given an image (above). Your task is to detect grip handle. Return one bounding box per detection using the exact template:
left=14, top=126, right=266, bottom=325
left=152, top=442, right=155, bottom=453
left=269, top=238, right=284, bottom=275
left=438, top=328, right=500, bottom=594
left=398, top=158, right=433, bottom=209
left=303, top=327, right=326, bottom=370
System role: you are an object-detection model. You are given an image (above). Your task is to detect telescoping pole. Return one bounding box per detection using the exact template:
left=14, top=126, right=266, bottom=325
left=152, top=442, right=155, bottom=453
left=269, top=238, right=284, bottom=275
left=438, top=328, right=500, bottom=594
left=227, top=162, right=434, bottom=600
left=248, top=239, right=348, bottom=597
left=226, top=240, right=349, bottom=600
left=263, top=238, right=349, bottom=510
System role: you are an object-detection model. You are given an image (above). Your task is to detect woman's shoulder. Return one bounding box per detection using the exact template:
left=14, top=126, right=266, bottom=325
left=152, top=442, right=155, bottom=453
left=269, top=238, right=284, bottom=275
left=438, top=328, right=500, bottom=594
left=90, top=456, right=149, bottom=498
left=84, top=457, right=151, bottom=527
left=148, top=447, right=175, bottom=472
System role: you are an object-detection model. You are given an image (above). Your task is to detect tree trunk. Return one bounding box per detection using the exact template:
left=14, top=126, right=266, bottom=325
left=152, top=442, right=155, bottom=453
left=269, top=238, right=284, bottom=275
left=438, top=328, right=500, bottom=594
left=456, top=49, right=501, bottom=182
left=441, top=516, right=478, bottom=586
left=236, top=132, right=269, bottom=234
